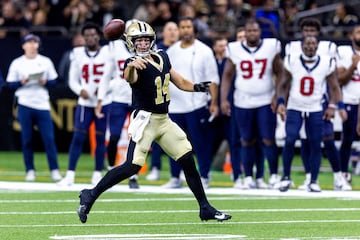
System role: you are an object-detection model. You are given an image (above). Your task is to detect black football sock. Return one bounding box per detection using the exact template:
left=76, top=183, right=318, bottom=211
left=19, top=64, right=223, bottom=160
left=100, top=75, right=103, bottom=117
left=107, top=135, right=120, bottom=167
left=91, top=160, right=141, bottom=199
left=177, top=152, right=209, bottom=208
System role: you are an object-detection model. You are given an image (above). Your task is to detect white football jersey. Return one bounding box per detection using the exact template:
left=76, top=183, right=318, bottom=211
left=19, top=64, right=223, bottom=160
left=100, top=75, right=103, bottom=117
left=6, top=54, right=58, bottom=110
left=97, top=39, right=132, bottom=105
left=167, top=39, right=219, bottom=113
left=285, top=54, right=335, bottom=112
left=337, top=45, right=360, bottom=104
left=285, top=40, right=338, bottom=58
left=227, top=38, right=281, bottom=108
left=69, top=45, right=112, bottom=107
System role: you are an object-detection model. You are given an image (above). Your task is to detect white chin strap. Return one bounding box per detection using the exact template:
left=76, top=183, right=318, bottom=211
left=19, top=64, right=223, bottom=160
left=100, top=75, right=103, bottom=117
left=136, top=51, right=150, bottom=57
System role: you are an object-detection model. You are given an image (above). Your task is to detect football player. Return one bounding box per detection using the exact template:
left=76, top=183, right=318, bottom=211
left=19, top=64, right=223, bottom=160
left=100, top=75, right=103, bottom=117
left=58, top=22, right=112, bottom=186
left=337, top=24, right=360, bottom=188
left=276, top=35, right=346, bottom=192
left=221, top=19, right=282, bottom=189
left=77, top=20, right=231, bottom=223
left=285, top=17, right=350, bottom=191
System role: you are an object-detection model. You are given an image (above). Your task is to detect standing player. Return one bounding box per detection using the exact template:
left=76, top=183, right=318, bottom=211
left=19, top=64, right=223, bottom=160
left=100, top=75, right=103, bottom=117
left=77, top=20, right=231, bottom=223
left=285, top=17, right=350, bottom=190
left=163, top=16, right=220, bottom=189
left=6, top=33, right=62, bottom=182
left=58, top=22, right=112, bottom=186
left=221, top=19, right=282, bottom=189
left=276, top=35, right=346, bottom=192
left=95, top=35, right=138, bottom=188
left=337, top=24, right=360, bottom=187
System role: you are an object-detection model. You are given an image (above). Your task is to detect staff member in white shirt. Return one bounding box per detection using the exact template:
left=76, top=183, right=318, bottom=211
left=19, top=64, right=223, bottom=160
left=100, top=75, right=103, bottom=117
left=6, top=33, right=62, bottom=182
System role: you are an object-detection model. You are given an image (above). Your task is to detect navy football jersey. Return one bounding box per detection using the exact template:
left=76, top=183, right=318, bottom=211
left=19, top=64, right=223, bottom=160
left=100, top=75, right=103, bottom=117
left=125, top=50, right=172, bottom=114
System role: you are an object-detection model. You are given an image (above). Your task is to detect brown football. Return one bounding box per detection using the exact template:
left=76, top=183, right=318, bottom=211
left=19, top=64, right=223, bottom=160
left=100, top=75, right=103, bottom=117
left=103, top=19, right=125, bottom=40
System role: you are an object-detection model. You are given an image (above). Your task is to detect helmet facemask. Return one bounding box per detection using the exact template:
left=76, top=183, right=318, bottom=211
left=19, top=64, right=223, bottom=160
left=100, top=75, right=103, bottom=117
left=125, top=21, right=156, bottom=57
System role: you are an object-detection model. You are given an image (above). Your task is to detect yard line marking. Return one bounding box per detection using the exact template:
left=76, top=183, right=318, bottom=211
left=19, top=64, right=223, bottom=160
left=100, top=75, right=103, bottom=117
left=0, top=196, right=310, bottom=203
left=1, top=208, right=360, bottom=215
left=49, top=234, right=246, bottom=239
left=1, top=219, right=360, bottom=228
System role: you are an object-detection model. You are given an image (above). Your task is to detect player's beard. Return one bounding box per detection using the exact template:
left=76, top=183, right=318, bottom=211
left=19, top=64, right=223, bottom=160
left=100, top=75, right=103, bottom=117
left=354, top=39, right=360, bottom=48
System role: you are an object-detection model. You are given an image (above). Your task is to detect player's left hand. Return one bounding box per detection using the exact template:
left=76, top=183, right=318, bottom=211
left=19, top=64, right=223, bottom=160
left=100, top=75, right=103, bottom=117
left=194, top=81, right=211, bottom=92
left=323, top=107, right=335, bottom=121
left=39, top=78, right=46, bottom=85
left=338, top=109, right=348, bottom=122
left=95, top=102, right=104, bottom=118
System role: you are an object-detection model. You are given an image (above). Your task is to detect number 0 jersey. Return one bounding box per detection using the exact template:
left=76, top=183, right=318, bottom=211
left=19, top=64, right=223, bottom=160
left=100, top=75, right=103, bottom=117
left=125, top=50, right=172, bottom=114
left=285, top=54, right=335, bottom=112
left=69, top=46, right=112, bottom=107
left=227, top=38, right=281, bottom=108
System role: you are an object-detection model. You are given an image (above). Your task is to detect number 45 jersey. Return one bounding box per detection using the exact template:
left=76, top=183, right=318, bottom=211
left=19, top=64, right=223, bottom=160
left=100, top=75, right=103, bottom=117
left=69, top=45, right=112, bottom=107
left=227, top=38, right=281, bottom=109
left=285, top=54, right=335, bottom=112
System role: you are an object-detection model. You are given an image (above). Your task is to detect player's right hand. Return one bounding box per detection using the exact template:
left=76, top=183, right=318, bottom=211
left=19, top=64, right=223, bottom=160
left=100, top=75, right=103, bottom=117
left=221, top=100, right=231, bottom=116
left=80, top=89, right=90, bottom=99
left=277, top=104, right=286, bottom=121
left=129, top=57, right=148, bottom=70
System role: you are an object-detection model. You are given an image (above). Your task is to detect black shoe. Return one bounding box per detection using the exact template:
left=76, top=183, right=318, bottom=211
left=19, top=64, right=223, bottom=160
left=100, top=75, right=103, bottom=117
left=199, top=205, right=232, bottom=222
left=77, top=189, right=95, bottom=223
left=128, top=178, right=139, bottom=189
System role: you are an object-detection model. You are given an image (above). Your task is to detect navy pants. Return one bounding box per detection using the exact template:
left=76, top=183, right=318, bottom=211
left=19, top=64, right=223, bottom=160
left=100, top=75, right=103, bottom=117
left=17, top=104, right=59, bottom=172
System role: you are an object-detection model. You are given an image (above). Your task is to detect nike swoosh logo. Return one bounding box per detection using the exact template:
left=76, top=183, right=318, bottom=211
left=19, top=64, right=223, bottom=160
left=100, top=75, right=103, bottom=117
left=215, top=213, right=226, bottom=219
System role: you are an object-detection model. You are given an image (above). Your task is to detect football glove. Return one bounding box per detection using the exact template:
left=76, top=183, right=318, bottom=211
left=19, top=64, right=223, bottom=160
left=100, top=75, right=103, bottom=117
left=194, top=81, right=211, bottom=92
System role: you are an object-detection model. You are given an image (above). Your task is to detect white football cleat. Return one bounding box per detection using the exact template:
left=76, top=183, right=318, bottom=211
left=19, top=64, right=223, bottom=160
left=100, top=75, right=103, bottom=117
left=25, top=170, right=35, bottom=181
left=162, top=177, right=182, bottom=188
left=57, top=170, right=75, bottom=187
left=51, top=169, right=62, bottom=181
left=146, top=167, right=160, bottom=181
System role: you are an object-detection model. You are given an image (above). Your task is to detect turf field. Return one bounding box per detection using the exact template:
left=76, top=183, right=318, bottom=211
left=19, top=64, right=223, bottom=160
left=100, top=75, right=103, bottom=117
left=0, top=151, right=360, bottom=239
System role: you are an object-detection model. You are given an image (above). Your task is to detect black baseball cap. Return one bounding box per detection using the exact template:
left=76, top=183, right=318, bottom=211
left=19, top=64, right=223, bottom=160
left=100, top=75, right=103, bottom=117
left=22, top=34, right=40, bottom=45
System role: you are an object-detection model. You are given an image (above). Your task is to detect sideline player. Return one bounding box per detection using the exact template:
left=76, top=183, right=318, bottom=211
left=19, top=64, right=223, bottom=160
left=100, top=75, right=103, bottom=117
left=77, top=20, right=231, bottom=223
left=337, top=24, right=360, bottom=186
left=95, top=29, right=138, bottom=188
left=221, top=19, right=282, bottom=189
left=6, top=33, right=62, bottom=182
left=285, top=17, right=350, bottom=190
left=277, top=35, right=346, bottom=192
left=58, top=22, right=112, bottom=186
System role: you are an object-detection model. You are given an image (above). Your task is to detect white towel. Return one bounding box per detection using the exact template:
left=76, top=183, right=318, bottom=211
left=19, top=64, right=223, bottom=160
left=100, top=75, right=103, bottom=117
left=128, top=110, right=151, bottom=142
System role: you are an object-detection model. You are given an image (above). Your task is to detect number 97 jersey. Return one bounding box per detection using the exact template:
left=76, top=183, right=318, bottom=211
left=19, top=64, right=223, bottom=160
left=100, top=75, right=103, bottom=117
left=227, top=38, right=281, bottom=108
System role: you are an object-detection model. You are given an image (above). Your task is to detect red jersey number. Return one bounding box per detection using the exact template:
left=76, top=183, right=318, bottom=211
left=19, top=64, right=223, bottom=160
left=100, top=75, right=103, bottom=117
left=240, top=59, right=267, bottom=79
left=300, top=76, right=314, bottom=96
left=81, top=64, right=104, bottom=83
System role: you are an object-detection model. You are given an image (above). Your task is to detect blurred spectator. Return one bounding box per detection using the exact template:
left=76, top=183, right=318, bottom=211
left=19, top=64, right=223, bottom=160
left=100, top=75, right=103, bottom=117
left=279, top=0, right=298, bottom=38
left=44, top=0, right=71, bottom=27
left=152, top=0, right=177, bottom=31
left=207, top=0, right=236, bottom=40
left=332, top=2, right=359, bottom=39
left=23, top=0, right=40, bottom=24
left=0, top=1, right=32, bottom=38
left=132, top=0, right=158, bottom=23
left=92, top=0, right=127, bottom=28
left=186, top=0, right=210, bottom=17
left=156, top=21, right=179, bottom=50
left=236, top=26, right=246, bottom=41
left=255, top=0, right=284, bottom=38
left=57, top=32, right=85, bottom=86
left=227, top=0, right=252, bottom=28
left=64, top=0, right=91, bottom=33
left=32, top=9, right=47, bottom=27
left=178, top=2, right=209, bottom=41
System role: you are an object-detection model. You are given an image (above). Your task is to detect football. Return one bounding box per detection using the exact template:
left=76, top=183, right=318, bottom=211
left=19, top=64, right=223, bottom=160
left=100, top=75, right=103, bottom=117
left=103, top=19, right=125, bottom=40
